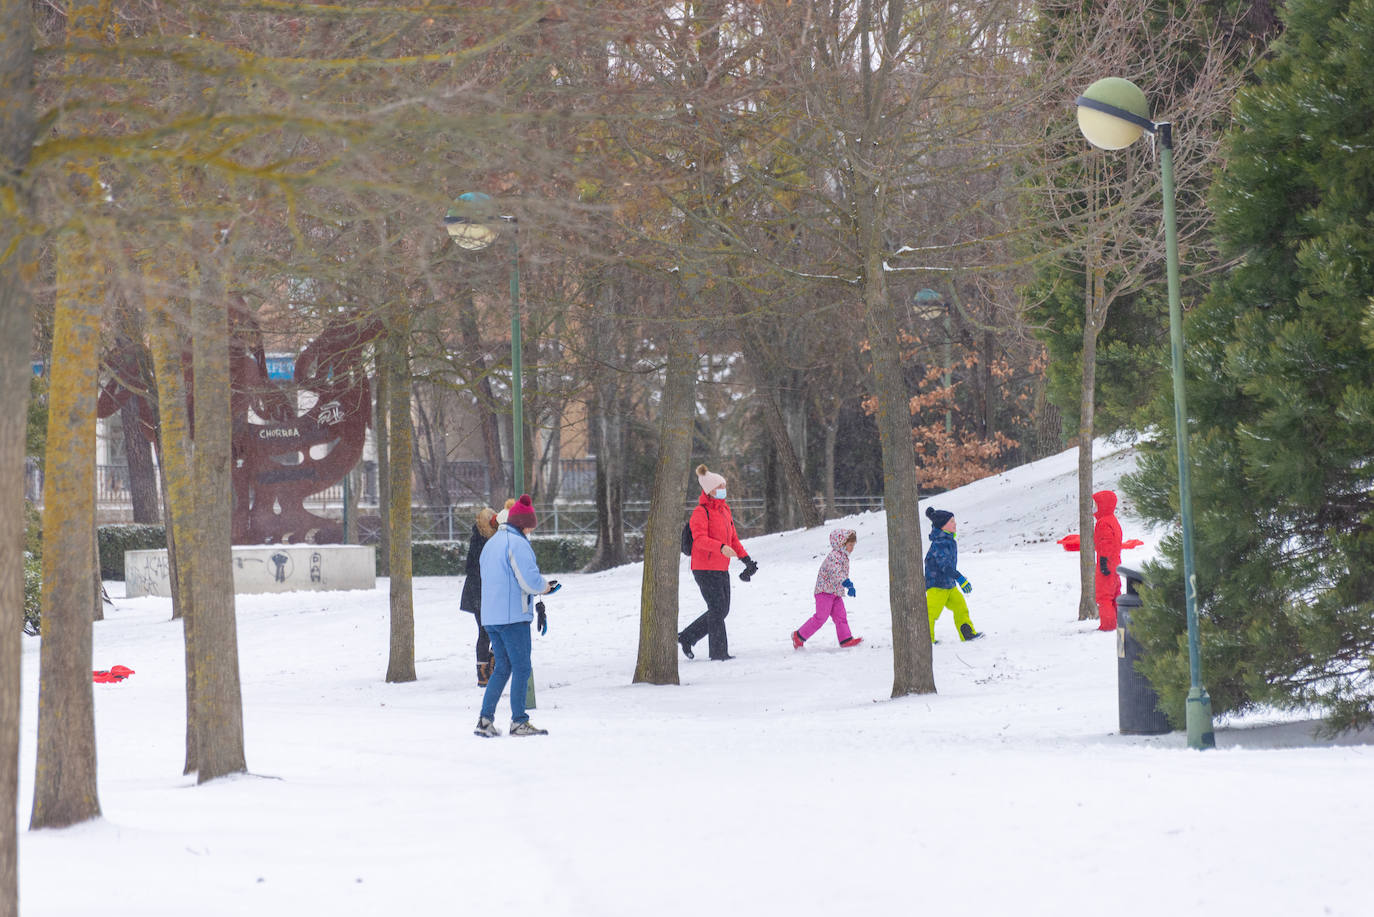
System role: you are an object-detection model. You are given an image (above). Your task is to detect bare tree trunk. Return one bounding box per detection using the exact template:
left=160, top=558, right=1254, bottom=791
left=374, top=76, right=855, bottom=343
left=0, top=0, right=36, bottom=901
left=1077, top=251, right=1105, bottom=622
left=586, top=389, right=628, bottom=570
left=740, top=324, right=822, bottom=531
left=458, top=291, right=506, bottom=507
left=112, top=312, right=161, bottom=524
left=188, top=248, right=246, bottom=784
left=344, top=462, right=362, bottom=544
left=385, top=317, right=416, bottom=683
left=585, top=271, right=627, bottom=571
left=822, top=420, right=839, bottom=520
left=90, top=522, right=103, bottom=622
left=542, top=420, right=563, bottom=503
left=605, top=404, right=626, bottom=557
left=30, top=0, right=113, bottom=830
left=146, top=262, right=198, bottom=771
left=634, top=318, right=697, bottom=686
left=119, top=395, right=160, bottom=522
left=754, top=385, right=822, bottom=530
left=31, top=214, right=104, bottom=829
left=411, top=385, right=446, bottom=507
left=854, top=0, right=934, bottom=698
left=374, top=346, right=391, bottom=576
left=864, top=260, right=936, bottom=697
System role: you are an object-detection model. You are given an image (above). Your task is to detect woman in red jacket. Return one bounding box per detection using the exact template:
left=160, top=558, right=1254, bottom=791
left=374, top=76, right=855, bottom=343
left=678, top=463, right=758, bottom=661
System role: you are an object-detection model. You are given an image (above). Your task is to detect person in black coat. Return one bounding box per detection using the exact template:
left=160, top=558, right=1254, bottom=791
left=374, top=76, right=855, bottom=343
left=460, top=506, right=499, bottom=685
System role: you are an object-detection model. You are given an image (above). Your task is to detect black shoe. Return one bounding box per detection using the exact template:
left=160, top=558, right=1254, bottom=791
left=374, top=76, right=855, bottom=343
left=709, top=654, right=736, bottom=661
left=678, top=635, right=694, bottom=660
left=960, top=623, right=984, bottom=641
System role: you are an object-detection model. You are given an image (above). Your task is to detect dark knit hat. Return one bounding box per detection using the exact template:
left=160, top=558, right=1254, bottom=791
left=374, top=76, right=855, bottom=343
left=926, top=507, right=954, bottom=531
left=506, top=494, right=537, bottom=530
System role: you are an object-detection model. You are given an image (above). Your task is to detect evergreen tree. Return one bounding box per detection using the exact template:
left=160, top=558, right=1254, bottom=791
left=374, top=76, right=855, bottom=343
left=1125, top=0, right=1374, bottom=731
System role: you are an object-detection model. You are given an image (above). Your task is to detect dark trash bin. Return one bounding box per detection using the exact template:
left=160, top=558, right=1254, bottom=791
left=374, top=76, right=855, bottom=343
left=1116, top=565, right=1171, bottom=735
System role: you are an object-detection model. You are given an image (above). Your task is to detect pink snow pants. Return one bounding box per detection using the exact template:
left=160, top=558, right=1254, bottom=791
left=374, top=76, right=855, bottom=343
left=797, top=593, right=853, bottom=644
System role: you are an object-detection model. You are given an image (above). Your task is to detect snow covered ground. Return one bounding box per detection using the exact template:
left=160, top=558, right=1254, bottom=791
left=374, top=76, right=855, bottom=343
left=16, top=441, right=1372, bottom=916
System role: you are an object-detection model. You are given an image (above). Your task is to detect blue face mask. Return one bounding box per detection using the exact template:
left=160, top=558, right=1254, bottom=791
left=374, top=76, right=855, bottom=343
left=715, top=488, right=727, bottom=499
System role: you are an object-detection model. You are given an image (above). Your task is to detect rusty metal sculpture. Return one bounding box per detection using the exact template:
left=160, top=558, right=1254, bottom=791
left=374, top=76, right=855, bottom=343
left=97, top=309, right=383, bottom=545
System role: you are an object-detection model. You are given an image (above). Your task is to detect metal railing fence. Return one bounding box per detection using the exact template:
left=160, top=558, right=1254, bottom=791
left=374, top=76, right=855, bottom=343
left=27, top=460, right=885, bottom=543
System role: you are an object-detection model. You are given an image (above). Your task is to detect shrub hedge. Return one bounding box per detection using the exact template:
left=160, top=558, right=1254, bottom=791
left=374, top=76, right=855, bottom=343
left=98, top=523, right=167, bottom=580
left=403, top=536, right=596, bottom=576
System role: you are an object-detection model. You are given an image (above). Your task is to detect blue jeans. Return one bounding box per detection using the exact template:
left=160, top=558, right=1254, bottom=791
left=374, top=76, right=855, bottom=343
left=480, top=622, right=533, bottom=724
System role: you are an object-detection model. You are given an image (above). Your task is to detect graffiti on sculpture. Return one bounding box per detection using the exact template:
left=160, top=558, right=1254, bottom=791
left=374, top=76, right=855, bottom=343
left=98, top=300, right=383, bottom=544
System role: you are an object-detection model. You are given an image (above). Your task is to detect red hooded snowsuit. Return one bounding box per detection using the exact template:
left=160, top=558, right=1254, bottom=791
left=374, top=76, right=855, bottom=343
left=1093, top=489, right=1123, bottom=630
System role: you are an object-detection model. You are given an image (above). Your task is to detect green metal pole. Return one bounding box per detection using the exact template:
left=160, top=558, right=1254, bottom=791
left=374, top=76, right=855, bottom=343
left=1159, top=123, right=1214, bottom=750
left=507, top=222, right=534, bottom=710
left=509, top=225, right=524, bottom=498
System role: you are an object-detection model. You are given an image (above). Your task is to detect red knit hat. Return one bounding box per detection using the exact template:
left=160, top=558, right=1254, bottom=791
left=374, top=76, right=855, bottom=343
left=506, top=494, right=537, bottom=530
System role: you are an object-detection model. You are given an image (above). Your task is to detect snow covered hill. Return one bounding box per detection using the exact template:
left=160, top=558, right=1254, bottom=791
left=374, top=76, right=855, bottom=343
left=16, top=440, right=1371, bottom=917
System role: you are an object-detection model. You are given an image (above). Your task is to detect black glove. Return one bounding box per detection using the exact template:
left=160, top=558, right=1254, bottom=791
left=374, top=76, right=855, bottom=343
left=1099, top=556, right=1110, bottom=576
left=739, top=557, right=759, bottom=582
left=536, top=600, right=547, bottom=635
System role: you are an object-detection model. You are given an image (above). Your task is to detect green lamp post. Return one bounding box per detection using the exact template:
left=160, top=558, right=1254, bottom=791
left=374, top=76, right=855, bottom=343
left=445, top=191, right=524, bottom=497
left=1075, top=77, right=1214, bottom=750
left=445, top=193, right=532, bottom=709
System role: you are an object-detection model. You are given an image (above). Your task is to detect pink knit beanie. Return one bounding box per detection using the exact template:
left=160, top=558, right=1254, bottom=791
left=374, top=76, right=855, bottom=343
left=696, top=463, right=727, bottom=495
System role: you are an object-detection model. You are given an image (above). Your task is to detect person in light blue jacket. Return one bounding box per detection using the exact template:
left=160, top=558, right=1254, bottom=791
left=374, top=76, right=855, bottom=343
left=474, top=494, right=558, bottom=738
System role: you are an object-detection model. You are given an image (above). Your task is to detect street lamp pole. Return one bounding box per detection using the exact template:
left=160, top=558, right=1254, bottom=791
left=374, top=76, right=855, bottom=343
left=446, top=192, right=524, bottom=497
left=1075, top=77, right=1214, bottom=750
left=507, top=223, right=523, bottom=497
left=444, top=194, right=534, bottom=711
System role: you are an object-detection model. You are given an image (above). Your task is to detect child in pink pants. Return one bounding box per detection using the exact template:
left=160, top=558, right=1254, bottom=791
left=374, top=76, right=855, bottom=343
left=791, top=528, right=863, bottom=649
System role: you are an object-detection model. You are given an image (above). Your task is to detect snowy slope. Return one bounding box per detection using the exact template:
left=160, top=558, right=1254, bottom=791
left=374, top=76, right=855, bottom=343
left=15, top=440, right=1372, bottom=917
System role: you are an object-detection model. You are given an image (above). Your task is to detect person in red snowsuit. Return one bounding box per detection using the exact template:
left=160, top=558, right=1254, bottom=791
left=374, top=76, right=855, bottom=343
left=1093, top=489, right=1123, bottom=630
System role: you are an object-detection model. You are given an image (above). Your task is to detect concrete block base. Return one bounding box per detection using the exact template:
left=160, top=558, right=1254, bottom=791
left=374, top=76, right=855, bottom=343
left=124, top=544, right=377, bottom=597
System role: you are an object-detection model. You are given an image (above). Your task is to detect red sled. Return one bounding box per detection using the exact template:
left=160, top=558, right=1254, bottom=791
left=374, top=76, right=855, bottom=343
left=93, top=665, right=135, bottom=684
left=1059, top=534, right=1143, bottom=552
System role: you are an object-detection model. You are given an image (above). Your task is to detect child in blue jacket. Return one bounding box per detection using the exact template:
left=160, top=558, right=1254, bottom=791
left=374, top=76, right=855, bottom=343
left=924, top=507, right=983, bottom=643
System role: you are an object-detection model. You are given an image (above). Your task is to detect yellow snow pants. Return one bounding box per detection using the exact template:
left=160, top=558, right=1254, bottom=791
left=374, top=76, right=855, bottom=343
left=926, top=586, right=976, bottom=642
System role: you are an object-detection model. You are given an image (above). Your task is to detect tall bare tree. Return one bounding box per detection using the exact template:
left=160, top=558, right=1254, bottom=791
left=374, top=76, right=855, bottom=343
left=0, top=0, right=38, bottom=905
left=385, top=308, right=417, bottom=684
left=144, top=255, right=200, bottom=772
left=634, top=289, right=699, bottom=685
left=30, top=0, right=111, bottom=830
left=187, top=231, right=247, bottom=783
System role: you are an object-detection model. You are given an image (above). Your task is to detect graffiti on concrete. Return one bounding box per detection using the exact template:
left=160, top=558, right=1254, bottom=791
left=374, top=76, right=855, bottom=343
left=126, top=551, right=171, bottom=598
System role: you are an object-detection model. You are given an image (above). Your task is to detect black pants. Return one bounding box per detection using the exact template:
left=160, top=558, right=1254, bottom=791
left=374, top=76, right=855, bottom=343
left=682, top=569, right=731, bottom=659
left=474, top=607, right=492, bottom=663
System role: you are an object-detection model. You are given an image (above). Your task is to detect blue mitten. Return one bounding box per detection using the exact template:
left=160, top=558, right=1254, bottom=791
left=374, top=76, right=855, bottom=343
left=842, top=578, right=856, bottom=597
left=957, top=576, right=972, bottom=595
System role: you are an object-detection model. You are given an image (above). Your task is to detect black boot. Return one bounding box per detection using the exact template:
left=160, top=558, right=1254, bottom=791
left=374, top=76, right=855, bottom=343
left=678, top=635, right=695, bottom=660
left=960, top=623, right=984, bottom=641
